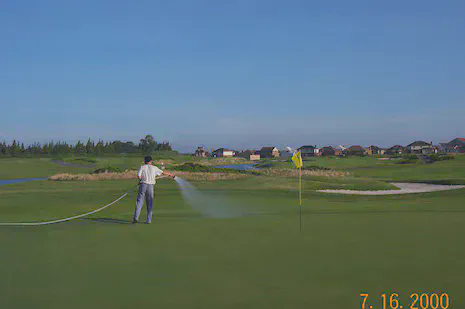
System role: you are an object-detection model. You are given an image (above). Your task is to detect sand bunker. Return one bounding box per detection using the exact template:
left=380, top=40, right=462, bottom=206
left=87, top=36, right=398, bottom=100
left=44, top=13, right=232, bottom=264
left=318, top=182, right=465, bottom=195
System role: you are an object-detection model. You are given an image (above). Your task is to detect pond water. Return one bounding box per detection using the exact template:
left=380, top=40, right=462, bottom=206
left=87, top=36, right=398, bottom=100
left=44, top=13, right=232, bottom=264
left=0, top=178, right=47, bottom=186
left=213, top=164, right=257, bottom=171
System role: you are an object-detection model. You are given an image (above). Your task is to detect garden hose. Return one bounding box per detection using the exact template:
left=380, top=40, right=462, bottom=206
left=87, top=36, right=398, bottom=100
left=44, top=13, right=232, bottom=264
left=0, top=175, right=172, bottom=226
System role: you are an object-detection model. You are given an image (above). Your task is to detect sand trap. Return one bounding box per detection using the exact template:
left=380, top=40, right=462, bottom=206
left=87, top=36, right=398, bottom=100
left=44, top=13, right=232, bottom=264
left=318, top=182, right=465, bottom=195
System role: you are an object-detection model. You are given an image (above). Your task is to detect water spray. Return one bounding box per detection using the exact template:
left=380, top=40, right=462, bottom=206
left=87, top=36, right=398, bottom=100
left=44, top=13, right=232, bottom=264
left=174, top=177, right=242, bottom=218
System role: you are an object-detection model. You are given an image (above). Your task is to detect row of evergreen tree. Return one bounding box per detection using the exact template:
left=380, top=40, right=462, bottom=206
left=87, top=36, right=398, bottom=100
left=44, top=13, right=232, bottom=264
left=0, top=135, right=172, bottom=157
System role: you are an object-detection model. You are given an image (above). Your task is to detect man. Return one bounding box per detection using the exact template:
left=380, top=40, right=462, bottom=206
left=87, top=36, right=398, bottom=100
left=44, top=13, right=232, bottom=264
left=133, top=156, right=175, bottom=224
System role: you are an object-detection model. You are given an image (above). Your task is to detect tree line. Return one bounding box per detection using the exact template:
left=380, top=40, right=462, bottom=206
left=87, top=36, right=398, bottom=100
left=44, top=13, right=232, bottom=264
left=0, top=135, right=172, bottom=157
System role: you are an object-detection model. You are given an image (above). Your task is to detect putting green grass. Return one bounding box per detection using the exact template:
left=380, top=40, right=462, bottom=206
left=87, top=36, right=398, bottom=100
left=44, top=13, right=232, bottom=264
left=1, top=177, right=465, bottom=308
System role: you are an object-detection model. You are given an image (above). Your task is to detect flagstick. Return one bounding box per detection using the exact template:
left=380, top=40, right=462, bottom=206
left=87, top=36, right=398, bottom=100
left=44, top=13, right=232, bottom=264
left=299, top=166, right=302, bottom=233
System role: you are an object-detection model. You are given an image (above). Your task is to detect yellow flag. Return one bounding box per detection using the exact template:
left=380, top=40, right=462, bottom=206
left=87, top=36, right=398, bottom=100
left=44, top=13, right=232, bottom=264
left=292, top=151, right=303, bottom=169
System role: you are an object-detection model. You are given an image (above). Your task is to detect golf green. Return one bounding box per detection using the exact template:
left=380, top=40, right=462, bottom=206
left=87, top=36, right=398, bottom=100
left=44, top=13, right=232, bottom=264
left=1, top=176, right=465, bottom=308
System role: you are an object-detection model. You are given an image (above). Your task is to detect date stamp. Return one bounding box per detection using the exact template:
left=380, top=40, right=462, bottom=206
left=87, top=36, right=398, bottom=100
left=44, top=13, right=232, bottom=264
left=360, top=293, right=450, bottom=309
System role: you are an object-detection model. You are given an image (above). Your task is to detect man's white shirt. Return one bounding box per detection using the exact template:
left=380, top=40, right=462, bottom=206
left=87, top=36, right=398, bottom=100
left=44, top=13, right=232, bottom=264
left=138, top=165, right=163, bottom=185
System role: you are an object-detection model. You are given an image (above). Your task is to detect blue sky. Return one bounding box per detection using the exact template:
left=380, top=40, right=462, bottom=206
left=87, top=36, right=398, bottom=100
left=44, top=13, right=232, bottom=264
left=1, top=0, right=464, bottom=152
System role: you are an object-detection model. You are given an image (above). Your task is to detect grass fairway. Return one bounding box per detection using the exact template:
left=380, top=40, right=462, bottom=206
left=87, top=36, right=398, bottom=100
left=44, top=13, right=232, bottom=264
left=1, top=176, right=465, bottom=308
left=271, top=155, right=465, bottom=184
left=0, top=158, right=95, bottom=179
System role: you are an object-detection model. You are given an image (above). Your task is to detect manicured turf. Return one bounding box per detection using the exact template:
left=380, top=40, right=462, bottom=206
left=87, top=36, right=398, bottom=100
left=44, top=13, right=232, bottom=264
left=351, top=155, right=465, bottom=183
left=0, top=157, right=95, bottom=179
left=1, top=176, right=465, bottom=308
left=270, top=155, right=465, bottom=183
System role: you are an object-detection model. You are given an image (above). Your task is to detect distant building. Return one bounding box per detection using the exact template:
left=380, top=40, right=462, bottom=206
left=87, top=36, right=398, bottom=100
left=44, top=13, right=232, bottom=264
left=445, top=138, right=465, bottom=153
left=260, top=147, right=280, bottom=158
left=366, top=145, right=381, bottom=155
left=298, top=145, right=317, bottom=158
left=334, top=145, right=346, bottom=156
left=237, top=150, right=260, bottom=161
left=280, top=147, right=295, bottom=159
left=249, top=153, right=260, bottom=161
left=406, top=141, right=433, bottom=154
left=194, top=146, right=208, bottom=157
left=318, top=146, right=336, bottom=156
left=438, top=143, right=449, bottom=153
left=212, top=148, right=235, bottom=157
left=344, top=145, right=366, bottom=156
left=385, top=145, right=406, bottom=155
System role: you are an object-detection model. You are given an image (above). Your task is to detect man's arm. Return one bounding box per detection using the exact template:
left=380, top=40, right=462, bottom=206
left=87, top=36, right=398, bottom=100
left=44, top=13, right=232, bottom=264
left=161, top=171, right=175, bottom=178
left=137, top=167, right=143, bottom=182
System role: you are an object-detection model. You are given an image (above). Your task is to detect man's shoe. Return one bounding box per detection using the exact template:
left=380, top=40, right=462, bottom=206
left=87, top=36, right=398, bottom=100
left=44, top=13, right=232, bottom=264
left=146, top=221, right=151, bottom=224
left=132, top=219, right=139, bottom=224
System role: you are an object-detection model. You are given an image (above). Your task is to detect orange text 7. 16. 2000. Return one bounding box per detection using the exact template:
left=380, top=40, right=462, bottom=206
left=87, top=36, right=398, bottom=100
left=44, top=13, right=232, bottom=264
left=360, top=293, right=450, bottom=309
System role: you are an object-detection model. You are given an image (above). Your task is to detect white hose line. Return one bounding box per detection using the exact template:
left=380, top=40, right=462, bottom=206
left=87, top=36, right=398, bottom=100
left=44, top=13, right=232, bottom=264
left=0, top=192, right=130, bottom=226
left=0, top=175, right=173, bottom=226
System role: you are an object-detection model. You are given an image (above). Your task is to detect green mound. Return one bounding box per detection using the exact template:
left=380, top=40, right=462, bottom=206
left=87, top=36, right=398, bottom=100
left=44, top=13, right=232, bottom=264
left=303, top=165, right=331, bottom=171
left=92, top=166, right=122, bottom=174
left=171, top=163, right=216, bottom=172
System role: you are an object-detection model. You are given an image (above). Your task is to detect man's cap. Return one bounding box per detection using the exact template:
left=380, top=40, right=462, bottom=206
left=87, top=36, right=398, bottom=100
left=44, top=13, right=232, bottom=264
left=144, top=156, right=153, bottom=163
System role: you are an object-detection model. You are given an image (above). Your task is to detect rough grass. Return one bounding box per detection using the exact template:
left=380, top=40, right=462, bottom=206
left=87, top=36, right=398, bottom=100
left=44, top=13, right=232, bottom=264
left=194, top=157, right=249, bottom=165
left=63, top=157, right=98, bottom=164
left=171, top=163, right=217, bottom=172
left=49, top=171, right=249, bottom=182
left=49, top=171, right=138, bottom=181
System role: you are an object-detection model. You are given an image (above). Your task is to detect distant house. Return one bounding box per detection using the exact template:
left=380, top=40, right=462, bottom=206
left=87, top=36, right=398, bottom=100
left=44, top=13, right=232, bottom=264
left=334, top=145, right=346, bottom=156
left=344, top=145, right=366, bottom=156
left=249, top=153, right=260, bottom=161
left=438, top=143, right=449, bottom=153
left=407, top=141, right=433, bottom=154
left=237, top=150, right=260, bottom=161
left=318, top=146, right=335, bottom=156
left=260, top=147, right=279, bottom=158
left=445, top=138, right=465, bottom=153
left=280, top=147, right=295, bottom=159
left=366, top=145, right=381, bottom=155
left=298, top=145, right=317, bottom=158
left=194, top=146, right=208, bottom=157
left=212, top=148, right=235, bottom=157
left=385, top=145, right=406, bottom=155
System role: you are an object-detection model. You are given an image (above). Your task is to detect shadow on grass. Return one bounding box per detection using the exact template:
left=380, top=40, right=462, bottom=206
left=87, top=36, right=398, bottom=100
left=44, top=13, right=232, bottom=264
left=82, top=217, right=133, bottom=224
left=80, top=212, right=205, bottom=224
